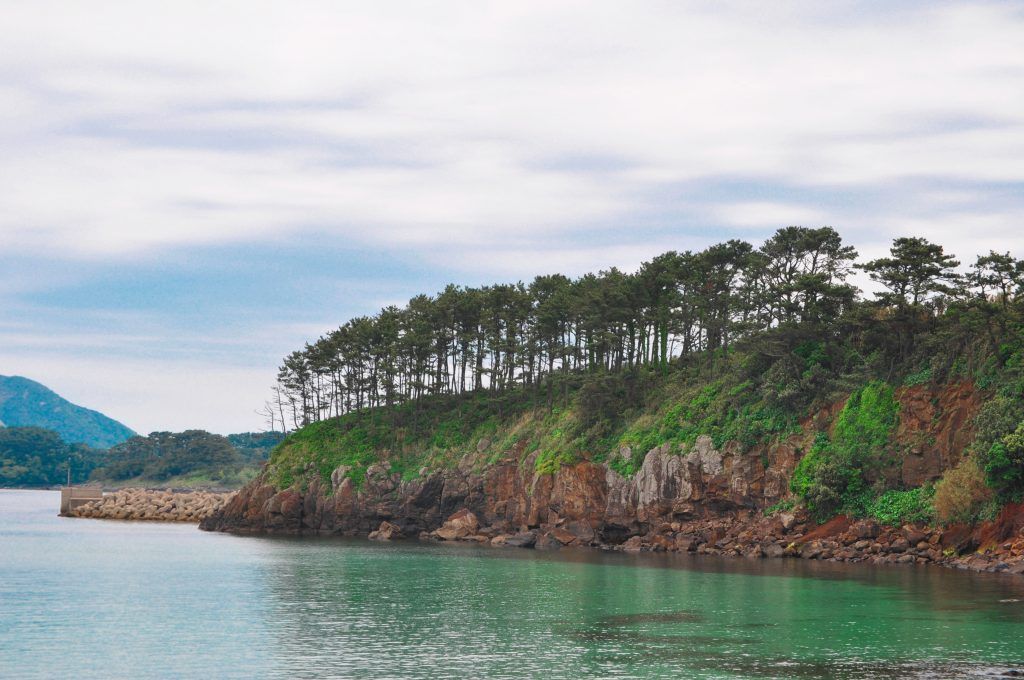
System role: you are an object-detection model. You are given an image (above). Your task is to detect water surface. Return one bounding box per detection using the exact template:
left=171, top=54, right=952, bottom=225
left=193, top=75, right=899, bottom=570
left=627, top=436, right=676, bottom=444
left=2, top=490, right=1023, bottom=679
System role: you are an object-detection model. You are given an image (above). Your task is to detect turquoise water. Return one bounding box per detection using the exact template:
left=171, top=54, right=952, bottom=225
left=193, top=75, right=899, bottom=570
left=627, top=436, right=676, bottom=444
left=2, top=490, right=1023, bottom=679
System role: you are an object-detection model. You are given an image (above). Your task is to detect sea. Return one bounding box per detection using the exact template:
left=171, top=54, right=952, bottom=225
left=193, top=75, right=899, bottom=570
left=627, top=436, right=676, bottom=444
left=2, top=489, right=1023, bottom=679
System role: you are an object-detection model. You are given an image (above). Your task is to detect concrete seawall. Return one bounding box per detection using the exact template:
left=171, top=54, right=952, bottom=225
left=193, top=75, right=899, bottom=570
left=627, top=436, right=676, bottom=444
left=66, top=488, right=233, bottom=522
left=60, top=487, right=104, bottom=514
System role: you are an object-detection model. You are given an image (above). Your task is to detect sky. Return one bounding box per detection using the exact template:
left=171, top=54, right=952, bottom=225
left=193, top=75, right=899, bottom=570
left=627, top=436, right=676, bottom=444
left=1, top=1, right=1023, bottom=435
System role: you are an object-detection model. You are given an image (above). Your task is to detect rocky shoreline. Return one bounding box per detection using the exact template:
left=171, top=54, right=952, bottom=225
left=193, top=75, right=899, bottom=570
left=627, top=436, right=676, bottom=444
left=200, top=447, right=1024, bottom=577
left=412, top=504, right=1024, bottom=575
left=66, top=488, right=233, bottom=522
left=200, top=382, right=1024, bottom=575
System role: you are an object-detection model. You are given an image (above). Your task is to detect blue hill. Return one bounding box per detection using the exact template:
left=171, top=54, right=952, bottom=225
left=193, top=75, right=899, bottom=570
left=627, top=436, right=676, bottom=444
left=0, top=375, right=135, bottom=449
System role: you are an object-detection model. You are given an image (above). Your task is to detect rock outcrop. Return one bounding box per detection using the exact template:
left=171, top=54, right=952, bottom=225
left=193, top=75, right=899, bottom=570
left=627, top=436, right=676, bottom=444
left=200, top=381, right=1024, bottom=573
left=199, top=413, right=821, bottom=555
left=368, top=520, right=403, bottom=541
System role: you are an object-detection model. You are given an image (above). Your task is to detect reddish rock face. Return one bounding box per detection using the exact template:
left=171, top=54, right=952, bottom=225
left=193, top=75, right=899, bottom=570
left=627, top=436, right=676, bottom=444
left=201, top=381, right=991, bottom=565
left=974, top=502, right=1024, bottom=550
left=895, top=382, right=981, bottom=486
left=202, top=433, right=792, bottom=543
left=801, top=515, right=853, bottom=543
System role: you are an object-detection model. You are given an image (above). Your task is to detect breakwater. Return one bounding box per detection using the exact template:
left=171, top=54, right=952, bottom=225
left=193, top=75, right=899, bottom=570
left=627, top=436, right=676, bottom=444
left=66, top=488, right=233, bottom=522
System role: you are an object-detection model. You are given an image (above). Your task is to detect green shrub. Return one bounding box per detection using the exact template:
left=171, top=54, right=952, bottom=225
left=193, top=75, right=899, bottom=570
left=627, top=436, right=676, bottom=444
left=534, top=448, right=577, bottom=475
left=832, top=381, right=899, bottom=465
left=981, top=422, right=1024, bottom=499
left=615, top=380, right=797, bottom=478
left=869, top=487, right=934, bottom=526
left=790, top=382, right=901, bottom=522
left=973, top=396, right=1023, bottom=451
left=794, top=340, right=827, bottom=371
left=903, top=367, right=933, bottom=386
left=933, top=456, right=993, bottom=525
left=790, top=432, right=829, bottom=498
left=763, top=499, right=795, bottom=516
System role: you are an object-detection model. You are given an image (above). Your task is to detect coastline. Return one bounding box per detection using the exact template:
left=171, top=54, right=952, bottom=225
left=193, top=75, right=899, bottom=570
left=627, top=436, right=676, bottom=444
left=199, top=457, right=1024, bottom=576
left=205, top=504, right=1024, bottom=577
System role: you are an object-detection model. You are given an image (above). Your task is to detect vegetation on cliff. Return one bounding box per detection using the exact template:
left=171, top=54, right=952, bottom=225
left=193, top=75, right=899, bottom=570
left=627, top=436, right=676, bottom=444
left=262, top=228, right=1023, bottom=528
left=790, top=381, right=902, bottom=520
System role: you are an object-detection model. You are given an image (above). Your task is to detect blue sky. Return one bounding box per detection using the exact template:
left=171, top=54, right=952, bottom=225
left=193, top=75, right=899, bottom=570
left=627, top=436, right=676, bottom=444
left=2, top=1, right=1023, bottom=434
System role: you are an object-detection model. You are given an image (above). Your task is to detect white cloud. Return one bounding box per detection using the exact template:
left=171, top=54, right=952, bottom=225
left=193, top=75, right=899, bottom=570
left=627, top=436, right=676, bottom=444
left=714, top=203, right=828, bottom=230
left=2, top=1, right=1024, bottom=433
left=0, top=1, right=1021, bottom=263
left=422, top=239, right=703, bottom=279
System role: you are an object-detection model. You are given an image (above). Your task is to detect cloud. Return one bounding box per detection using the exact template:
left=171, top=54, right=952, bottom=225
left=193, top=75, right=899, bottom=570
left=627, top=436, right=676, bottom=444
left=714, top=203, right=828, bottom=230
left=0, top=1, right=1022, bottom=264
left=0, top=352, right=274, bottom=434
left=2, top=1, right=1023, bottom=432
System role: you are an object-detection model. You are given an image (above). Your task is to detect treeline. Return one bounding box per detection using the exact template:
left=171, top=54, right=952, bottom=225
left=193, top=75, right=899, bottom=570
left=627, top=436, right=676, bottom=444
left=93, top=430, right=286, bottom=486
left=0, top=427, right=99, bottom=487
left=94, top=430, right=242, bottom=482
left=0, top=427, right=285, bottom=488
left=267, top=227, right=1023, bottom=431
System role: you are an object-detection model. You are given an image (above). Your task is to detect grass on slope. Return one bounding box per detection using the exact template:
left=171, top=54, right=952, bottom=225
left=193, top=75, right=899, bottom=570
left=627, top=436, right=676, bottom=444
left=264, top=358, right=811, bottom=494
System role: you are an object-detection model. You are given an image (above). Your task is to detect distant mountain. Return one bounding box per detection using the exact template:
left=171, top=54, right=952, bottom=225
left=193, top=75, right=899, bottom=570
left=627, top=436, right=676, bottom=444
left=0, top=375, right=135, bottom=449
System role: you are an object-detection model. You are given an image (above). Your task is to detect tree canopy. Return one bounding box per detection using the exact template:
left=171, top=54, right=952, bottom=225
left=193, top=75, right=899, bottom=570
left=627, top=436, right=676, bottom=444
left=0, top=427, right=99, bottom=487
left=266, top=228, right=1023, bottom=433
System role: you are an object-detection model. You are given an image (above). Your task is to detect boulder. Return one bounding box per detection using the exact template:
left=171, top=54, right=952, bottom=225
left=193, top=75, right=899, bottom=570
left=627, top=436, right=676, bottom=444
left=801, top=541, right=824, bottom=559
left=433, top=508, right=479, bottom=541
left=851, top=520, right=880, bottom=540
left=940, top=525, right=977, bottom=555
left=502, top=531, right=537, bottom=549
left=890, top=537, right=910, bottom=552
left=548, top=527, right=578, bottom=546
left=535, top=532, right=563, bottom=550
left=649, top=534, right=674, bottom=552
left=368, top=521, right=403, bottom=541
left=621, top=535, right=645, bottom=553
left=680, top=534, right=704, bottom=552
left=902, top=526, right=927, bottom=546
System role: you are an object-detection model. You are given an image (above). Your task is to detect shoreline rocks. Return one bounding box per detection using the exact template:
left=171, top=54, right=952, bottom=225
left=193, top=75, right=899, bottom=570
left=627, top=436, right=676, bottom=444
left=409, top=507, right=1024, bottom=575
left=201, top=451, right=1024, bottom=575
left=199, top=381, right=1024, bottom=575
left=368, top=520, right=403, bottom=541
left=66, top=488, right=233, bottom=522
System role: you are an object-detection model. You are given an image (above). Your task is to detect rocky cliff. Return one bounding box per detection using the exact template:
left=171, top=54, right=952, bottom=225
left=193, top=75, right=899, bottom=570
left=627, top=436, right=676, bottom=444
left=200, top=381, right=1024, bottom=573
